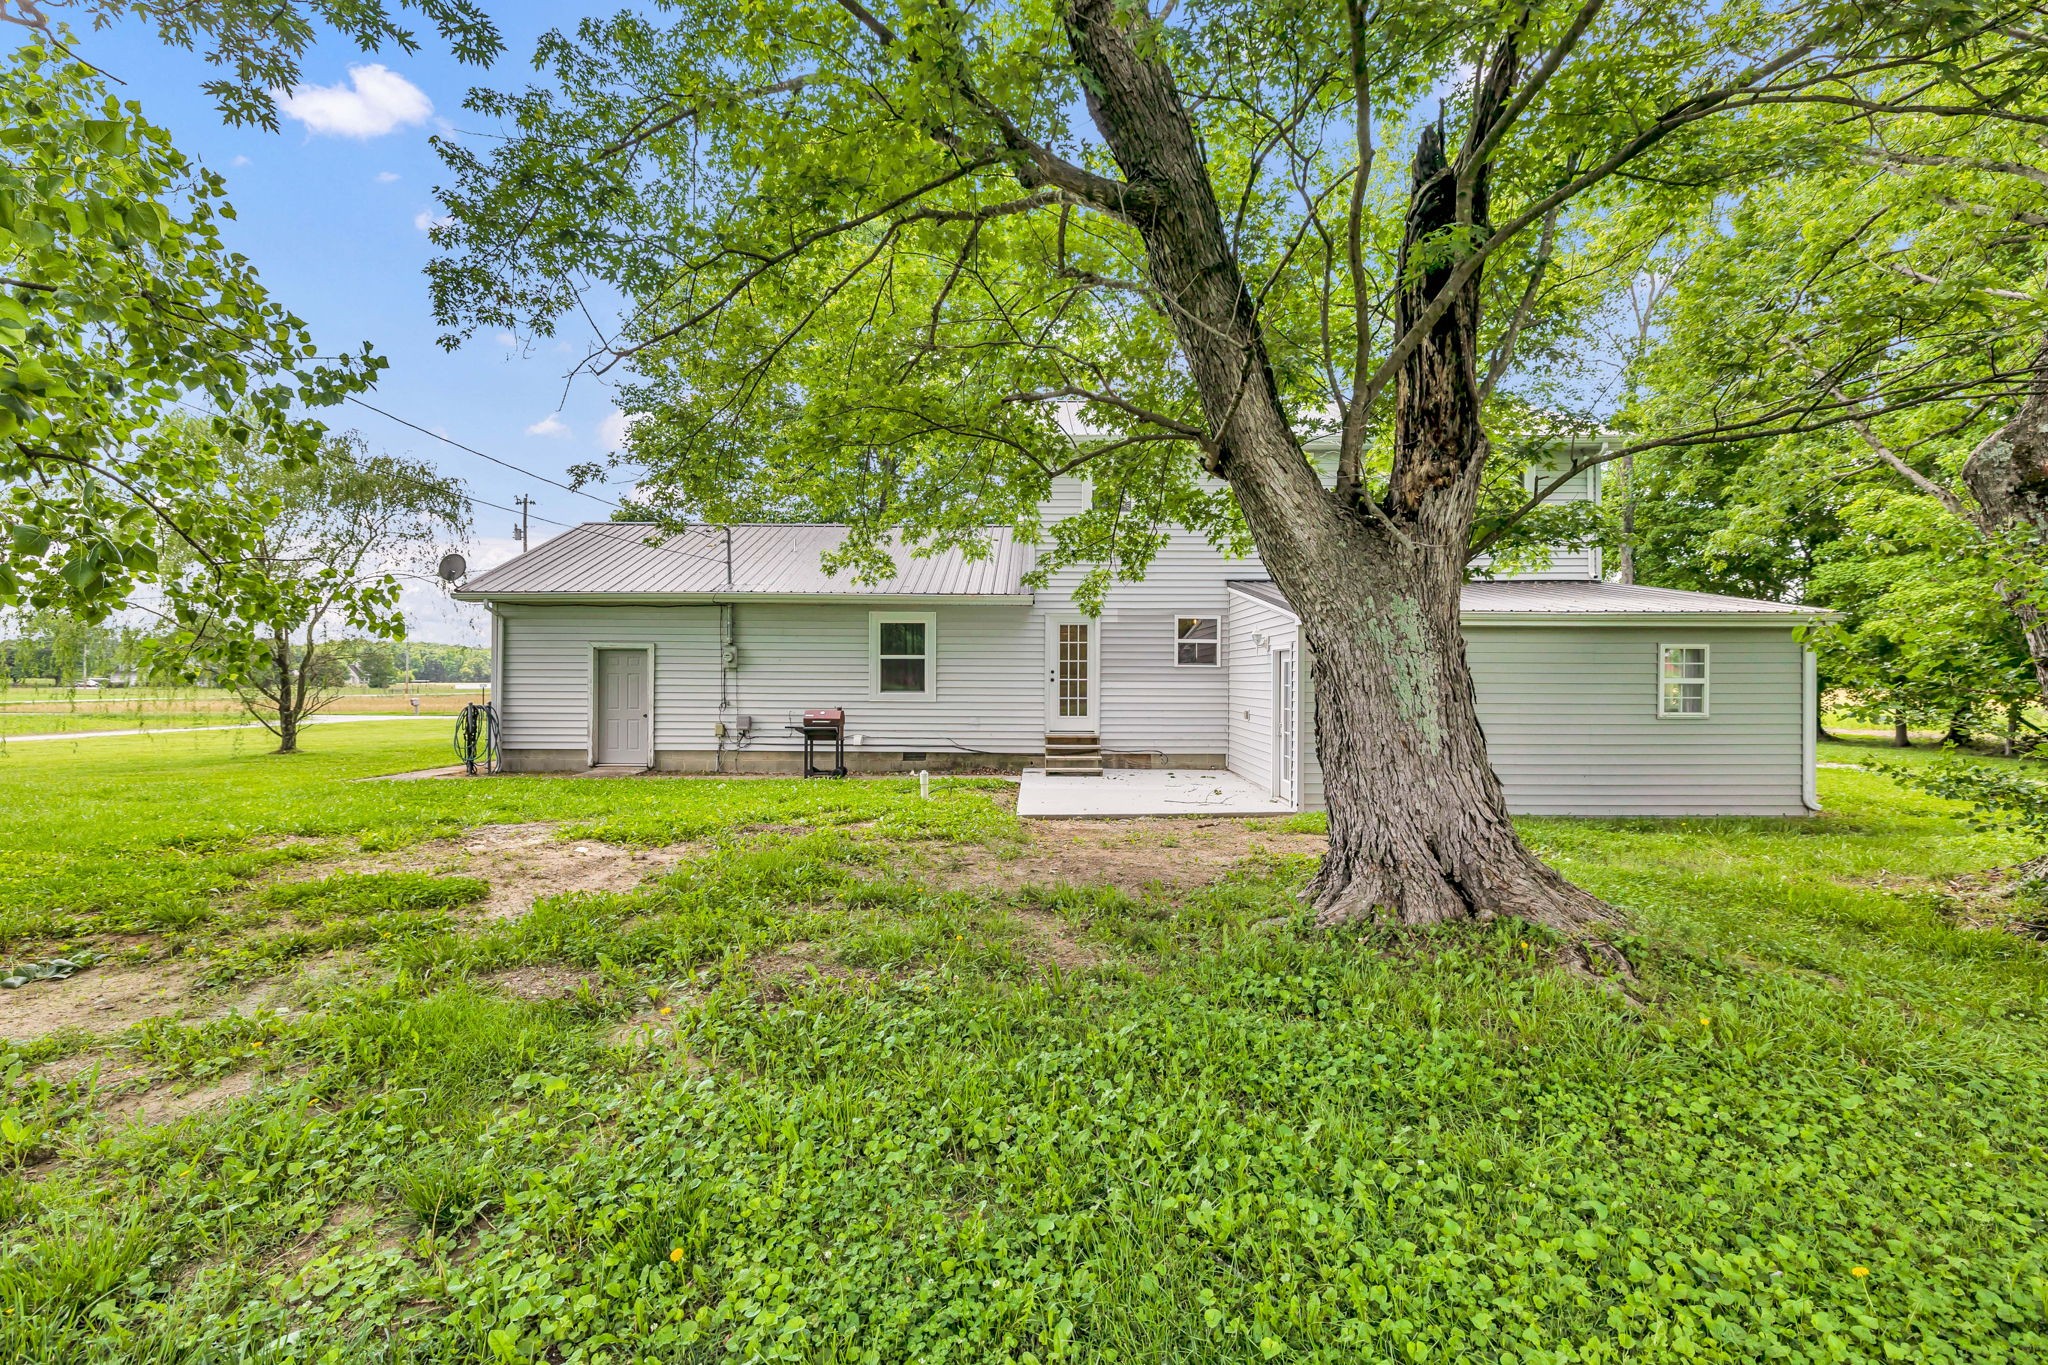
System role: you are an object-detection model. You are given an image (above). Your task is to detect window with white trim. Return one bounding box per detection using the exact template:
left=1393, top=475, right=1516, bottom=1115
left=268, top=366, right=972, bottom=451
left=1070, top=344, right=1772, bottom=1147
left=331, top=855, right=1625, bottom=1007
left=1176, top=615, right=1220, bottom=666
left=871, top=612, right=935, bottom=697
left=1658, top=643, right=1709, bottom=717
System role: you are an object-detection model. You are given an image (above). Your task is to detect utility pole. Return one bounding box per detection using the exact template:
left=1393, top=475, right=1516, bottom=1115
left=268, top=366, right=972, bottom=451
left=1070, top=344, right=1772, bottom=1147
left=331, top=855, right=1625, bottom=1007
left=513, top=494, right=534, bottom=552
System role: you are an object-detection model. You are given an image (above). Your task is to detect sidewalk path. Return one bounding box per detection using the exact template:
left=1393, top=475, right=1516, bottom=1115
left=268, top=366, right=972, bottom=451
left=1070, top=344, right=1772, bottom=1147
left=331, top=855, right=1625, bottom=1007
left=2, top=716, right=444, bottom=744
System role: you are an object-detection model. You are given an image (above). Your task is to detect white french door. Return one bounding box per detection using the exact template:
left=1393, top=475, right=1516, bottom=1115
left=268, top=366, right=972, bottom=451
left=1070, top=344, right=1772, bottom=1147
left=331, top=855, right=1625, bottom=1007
left=1044, top=616, right=1098, bottom=733
left=1273, top=648, right=1299, bottom=805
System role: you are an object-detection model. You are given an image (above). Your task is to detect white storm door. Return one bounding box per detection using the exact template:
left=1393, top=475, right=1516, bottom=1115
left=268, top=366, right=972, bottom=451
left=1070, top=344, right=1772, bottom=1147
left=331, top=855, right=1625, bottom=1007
left=1044, top=616, right=1098, bottom=733
left=1274, top=648, right=1299, bottom=805
left=593, top=648, right=651, bottom=765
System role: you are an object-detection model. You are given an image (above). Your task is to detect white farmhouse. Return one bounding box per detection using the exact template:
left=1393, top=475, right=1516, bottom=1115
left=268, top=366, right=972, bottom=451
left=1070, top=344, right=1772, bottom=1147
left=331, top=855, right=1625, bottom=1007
left=453, top=458, right=1821, bottom=816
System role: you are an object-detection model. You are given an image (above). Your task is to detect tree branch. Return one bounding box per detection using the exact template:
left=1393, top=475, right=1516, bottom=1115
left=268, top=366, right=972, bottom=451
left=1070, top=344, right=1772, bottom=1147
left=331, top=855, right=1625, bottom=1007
left=1001, top=385, right=1211, bottom=442
left=1480, top=159, right=1573, bottom=403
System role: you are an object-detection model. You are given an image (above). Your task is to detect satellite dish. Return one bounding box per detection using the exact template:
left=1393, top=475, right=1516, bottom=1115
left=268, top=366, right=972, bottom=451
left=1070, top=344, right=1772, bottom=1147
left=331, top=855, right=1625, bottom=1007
left=437, top=552, right=468, bottom=583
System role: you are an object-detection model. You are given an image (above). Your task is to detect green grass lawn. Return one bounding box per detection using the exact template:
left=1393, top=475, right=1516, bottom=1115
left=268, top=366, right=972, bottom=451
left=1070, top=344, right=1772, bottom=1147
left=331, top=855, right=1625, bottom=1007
left=0, top=689, right=475, bottom=737
left=1, top=725, right=2045, bottom=1362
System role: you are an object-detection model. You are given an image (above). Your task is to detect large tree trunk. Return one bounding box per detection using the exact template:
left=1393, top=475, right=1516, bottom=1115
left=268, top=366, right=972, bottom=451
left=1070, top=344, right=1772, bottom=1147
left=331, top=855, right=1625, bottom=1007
left=1063, top=1, right=1608, bottom=931
left=1963, top=335, right=2048, bottom=707
left=1287, top=530, right=1605, bottom=928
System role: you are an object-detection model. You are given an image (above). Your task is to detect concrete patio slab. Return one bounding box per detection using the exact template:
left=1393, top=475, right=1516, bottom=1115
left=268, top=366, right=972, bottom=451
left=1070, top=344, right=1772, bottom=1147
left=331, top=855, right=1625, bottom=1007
left=1016, top=767, right=1296, bottom=819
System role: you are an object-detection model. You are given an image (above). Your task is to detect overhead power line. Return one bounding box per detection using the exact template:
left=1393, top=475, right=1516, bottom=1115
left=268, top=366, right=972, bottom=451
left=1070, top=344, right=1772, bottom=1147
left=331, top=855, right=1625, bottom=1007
left=345, top=395, right=621, bottom=508
left=174, top=398, right=739, bottom=572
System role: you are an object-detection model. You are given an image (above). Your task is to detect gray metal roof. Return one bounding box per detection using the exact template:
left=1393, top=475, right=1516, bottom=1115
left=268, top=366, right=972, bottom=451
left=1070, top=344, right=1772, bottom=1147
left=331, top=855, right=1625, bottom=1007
left=1228, top=579, right=1821, bottom=620
left=455, top=522, right=1032, bottom=600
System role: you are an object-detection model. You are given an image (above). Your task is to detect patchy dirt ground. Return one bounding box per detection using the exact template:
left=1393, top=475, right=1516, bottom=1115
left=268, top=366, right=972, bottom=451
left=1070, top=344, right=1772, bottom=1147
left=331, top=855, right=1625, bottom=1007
left=1005, top=903, right=1110, bottom=971
left=98, top=1069, right=259, bottom=1128
left=481, top=964, right=597, bottom=1001
left=270, top=821, right=708, bottom=921
left=0, top=960, right=276, bottom=1044
left=930, top=817, right=1326, bottom=899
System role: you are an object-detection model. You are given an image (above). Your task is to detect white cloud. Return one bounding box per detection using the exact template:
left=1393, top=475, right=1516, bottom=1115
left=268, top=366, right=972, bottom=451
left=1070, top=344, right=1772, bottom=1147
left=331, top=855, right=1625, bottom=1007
left=597, top=408, right=644, bottom=451
left=274, top=64, right=433, bottom=139
left=525, top=413, right=570, bottom=438
left=413, top=208, right=452, bottom=233
left=230, top=154, right=251, bottom=168
left=494, top=331, right=518, bottom=347
left=376, top=170, right=401, bottom=183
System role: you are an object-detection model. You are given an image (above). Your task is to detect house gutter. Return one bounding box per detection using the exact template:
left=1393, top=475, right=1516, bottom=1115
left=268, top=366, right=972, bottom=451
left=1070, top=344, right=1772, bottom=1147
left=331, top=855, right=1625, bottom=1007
left=452, top=591, right=1036, bottom=606
left=1459, top=611, right=1835, bottom=626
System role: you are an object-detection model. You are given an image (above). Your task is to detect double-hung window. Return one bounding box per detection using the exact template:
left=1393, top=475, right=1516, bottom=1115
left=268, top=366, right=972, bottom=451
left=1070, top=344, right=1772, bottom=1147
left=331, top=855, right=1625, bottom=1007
left=1658, top=643, right=1709, bottom=718
left=871, top=612, right=935, bottom=697
left=1176, top=615, right=1220, bottom=667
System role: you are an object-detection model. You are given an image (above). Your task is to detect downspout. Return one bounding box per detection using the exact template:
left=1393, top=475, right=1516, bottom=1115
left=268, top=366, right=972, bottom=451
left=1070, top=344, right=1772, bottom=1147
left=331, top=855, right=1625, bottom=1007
left=488, top=604, right=505, bottom=768
left=1801, top=643, right=1820, bottom=811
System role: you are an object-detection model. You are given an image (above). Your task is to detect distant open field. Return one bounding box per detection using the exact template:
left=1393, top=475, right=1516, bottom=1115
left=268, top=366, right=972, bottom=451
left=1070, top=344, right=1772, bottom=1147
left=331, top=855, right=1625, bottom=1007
left=0, top=688, right=482, bottom=739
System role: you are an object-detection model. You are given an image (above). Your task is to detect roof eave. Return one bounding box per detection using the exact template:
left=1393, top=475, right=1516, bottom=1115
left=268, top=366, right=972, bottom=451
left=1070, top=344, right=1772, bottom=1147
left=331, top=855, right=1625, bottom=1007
left=454, top=590, right=1036, bottom=606
left=1460, top=610, right=1832, bottom=625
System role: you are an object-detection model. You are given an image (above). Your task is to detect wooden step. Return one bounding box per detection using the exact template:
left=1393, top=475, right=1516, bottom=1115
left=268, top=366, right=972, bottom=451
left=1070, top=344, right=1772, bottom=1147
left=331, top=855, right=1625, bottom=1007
left=1043, top=732, right=1103, bottom=776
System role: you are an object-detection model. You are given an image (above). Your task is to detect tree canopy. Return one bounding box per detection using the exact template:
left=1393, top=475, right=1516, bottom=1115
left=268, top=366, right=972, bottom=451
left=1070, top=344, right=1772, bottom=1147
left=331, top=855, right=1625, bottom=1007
left=0, top=1, right=501, bottom=127
left=434, top=1, right=2043, bottom=576
left=0, top=42, right=381, bottom=621
left=1630, top=90, right=2048, bottom=708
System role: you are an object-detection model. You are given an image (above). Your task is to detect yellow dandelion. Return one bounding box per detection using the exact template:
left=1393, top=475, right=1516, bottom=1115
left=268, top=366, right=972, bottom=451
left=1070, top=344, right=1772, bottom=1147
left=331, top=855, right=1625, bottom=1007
left=670, top=1248, right=685, bottom=1263
left=1850, top=1266, right=1869, bottom=1278
left=1700, top=1016, right=1712, bottom=1028
left=658, top=1006, right=673, bottom=1016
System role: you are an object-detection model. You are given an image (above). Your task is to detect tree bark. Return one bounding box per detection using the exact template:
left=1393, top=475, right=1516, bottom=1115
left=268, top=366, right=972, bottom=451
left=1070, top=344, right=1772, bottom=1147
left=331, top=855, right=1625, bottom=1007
left=1962, top=335, right=2048, bottom=708
left=274, top=633, right=301, bottom=755
left=1893, top=717, right=1912, bottom=748
left=1061, top=0, right=1608, bottom=932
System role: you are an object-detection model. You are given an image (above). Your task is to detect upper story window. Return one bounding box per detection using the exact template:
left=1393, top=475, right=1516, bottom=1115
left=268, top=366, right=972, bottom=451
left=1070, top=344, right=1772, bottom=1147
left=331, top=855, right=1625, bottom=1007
left=871, top=612, right=935, bottom=697
left=1176, top=615, right=1220, bottom=666
left=1659, top=643, right=1709, bottom=718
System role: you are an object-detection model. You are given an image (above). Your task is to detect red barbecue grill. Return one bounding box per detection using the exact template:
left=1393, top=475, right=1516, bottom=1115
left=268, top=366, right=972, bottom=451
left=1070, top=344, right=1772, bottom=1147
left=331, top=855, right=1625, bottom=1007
left=787, top=708, right=847, bottom=778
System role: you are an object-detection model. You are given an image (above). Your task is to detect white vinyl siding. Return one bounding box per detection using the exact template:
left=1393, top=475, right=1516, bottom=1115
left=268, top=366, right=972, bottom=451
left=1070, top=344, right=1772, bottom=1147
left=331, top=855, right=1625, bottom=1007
left=1038, top=476, right=1258, bottom=756
left=1466, top=625, right=1804, bottom=816
left=496, top=604, right=718, bottom=754
left=1471, top=463, right=1602, bottom=581
left=499, top=602, right=1045, bottom=757
left=1269, top=622, right=1803, bottom=817
left=1225, top=592, right=1298, bottom=791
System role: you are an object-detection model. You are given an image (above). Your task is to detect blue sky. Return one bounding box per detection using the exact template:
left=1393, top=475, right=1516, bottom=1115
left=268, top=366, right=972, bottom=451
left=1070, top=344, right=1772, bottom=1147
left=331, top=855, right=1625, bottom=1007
left=71, top=5, right=635, bottom=641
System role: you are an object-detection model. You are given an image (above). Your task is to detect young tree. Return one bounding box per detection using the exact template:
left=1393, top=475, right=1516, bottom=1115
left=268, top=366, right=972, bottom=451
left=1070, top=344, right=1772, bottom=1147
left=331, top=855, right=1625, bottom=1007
left=432, top=1, right=2043, bottom=928
left=165, top=430, right=469, bottom=753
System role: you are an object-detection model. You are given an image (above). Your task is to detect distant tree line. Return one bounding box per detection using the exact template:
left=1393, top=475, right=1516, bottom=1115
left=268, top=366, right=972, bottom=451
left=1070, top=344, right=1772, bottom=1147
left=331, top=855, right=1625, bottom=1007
left=349, top=640, right=491, bottom=686
left=1, top=610, right=489, bottom=689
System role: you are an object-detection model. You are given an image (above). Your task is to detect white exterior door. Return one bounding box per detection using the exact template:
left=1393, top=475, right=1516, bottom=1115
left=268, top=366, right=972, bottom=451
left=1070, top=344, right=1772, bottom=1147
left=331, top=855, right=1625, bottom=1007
left=593, top=648, right=651, bottom=765
left=1273, top=648, right=1299, bottom=805
left=1044, top=616, right=1098, bottom=733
